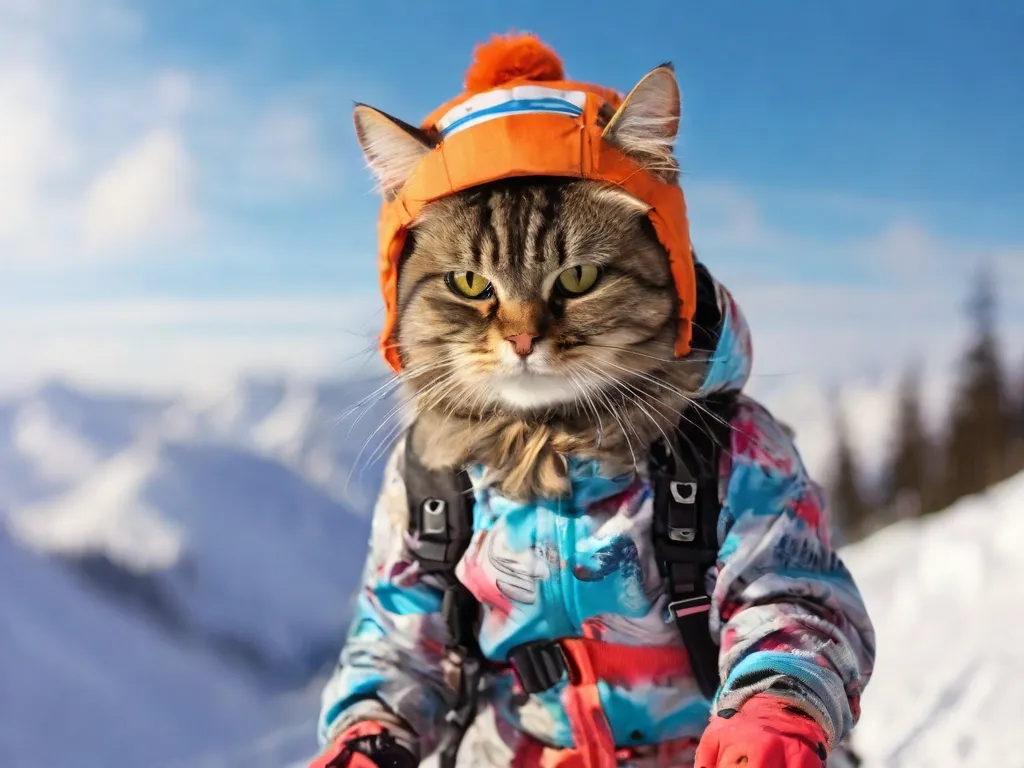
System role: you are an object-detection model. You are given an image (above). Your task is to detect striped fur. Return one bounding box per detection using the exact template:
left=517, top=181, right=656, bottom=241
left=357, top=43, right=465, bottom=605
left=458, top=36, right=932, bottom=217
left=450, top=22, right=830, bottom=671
left=396, top=178, right=708, bottom=501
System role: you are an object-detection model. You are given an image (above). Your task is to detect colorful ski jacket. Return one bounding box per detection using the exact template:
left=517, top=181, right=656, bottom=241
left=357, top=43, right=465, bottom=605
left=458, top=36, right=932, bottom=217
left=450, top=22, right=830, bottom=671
left=318, top=280, right=876, bottom=767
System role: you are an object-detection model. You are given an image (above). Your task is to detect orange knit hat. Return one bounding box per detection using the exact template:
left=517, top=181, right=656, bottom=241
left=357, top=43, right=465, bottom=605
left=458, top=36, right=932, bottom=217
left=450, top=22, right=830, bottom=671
left=372, top=33, right=694, bottom=373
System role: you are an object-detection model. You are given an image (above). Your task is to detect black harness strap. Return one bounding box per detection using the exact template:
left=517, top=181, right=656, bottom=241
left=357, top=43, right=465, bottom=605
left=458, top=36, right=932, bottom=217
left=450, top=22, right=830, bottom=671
left=403, top=428, right=480, bottom=768
left=648, top=396, right=735, bottom=700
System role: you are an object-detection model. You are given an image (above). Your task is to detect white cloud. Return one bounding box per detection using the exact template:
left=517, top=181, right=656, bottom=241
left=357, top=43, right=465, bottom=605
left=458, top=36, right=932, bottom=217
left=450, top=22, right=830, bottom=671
left=0, top=0, right=168, bottom=266
left=5, top=297, right=381, bottom=329
left=154, top=70, right=193, bottom=118
left=0, top=2, right=336, bottom=271
left=82, top=129, right=196, bottom=252
left=688, top=180, right=792, bottom=252
left=0, top=296, right=388, bottom=395
left=865, top=220, right=945, bottom=279
left=0, top=62, right=76, bottom=244
left=244, top=106, right=325, bottom=189
left=0, top=0, right=143, bottom=41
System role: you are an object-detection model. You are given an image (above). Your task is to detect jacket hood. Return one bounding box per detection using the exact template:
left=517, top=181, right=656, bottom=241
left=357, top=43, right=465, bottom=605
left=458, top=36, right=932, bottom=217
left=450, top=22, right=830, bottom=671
left=695, top=272, right=753, bottom=398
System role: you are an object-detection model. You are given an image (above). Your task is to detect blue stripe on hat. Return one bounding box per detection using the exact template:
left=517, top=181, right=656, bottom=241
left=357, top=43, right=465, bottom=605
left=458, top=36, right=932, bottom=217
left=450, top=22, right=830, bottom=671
left=440, top=97, right=583, bottom=137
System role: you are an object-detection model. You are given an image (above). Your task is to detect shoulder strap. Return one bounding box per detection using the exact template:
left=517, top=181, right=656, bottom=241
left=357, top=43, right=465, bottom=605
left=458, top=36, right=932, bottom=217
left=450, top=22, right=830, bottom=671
left=649, top=395, right=735, bottom=699
left=402, top=426, right=481, bottom=768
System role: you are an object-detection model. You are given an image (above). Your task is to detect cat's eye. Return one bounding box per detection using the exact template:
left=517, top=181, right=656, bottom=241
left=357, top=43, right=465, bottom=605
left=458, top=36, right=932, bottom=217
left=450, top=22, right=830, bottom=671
left=445, top=270, right=494, bottom=299
left=556, top=265, right=601, bottom=297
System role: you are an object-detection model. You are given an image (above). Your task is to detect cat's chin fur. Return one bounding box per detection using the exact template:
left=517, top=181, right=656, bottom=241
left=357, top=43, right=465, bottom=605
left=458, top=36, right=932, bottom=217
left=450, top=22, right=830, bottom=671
left=409, top=392, right=687, bottom=502
left=487, top=373, right=580, bottom=410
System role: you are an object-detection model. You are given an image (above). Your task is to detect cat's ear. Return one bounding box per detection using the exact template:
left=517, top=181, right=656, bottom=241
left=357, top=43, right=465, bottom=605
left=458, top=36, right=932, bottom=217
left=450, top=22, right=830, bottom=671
left=601, top=64, right=681, bottom=182
left=353, top=104, right=435, bottom=197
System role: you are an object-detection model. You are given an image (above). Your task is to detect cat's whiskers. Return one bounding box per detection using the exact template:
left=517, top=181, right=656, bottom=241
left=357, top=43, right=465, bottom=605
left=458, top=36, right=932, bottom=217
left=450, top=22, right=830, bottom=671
left=588, top=342, right=724, bottom=367
left=334, top=357, right=453, bottom=444
left=333, top=374, right=400, bottom=431
left=412, top=369, right=462, bottom=417
left=566, top=368, right=605, bottom=447
left=357, top=365, right=478, bottom=482
left=585, top=377, right=641, bottom=473
left=352, top=365, right=459, bottom=480
left=595, top=357, right=756, bottom=451
left=593, top=356, right=729, bottom=434
left=347, top=404, right=408, bottom=486
left=360, top=416, right=410, bottom=479
left=579, top=362, right=675, bottom=451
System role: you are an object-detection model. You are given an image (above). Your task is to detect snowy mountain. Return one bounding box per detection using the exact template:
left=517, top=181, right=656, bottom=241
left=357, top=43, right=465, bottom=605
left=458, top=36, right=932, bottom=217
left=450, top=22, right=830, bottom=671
left=0, top=375, right=401, bottom=767
left=163, top=375, right=403, bottom=512
left=10, top=435, right=371, bottom=682
left=0, top=375, right=399, bottom=514
left=1, top=376, right=400, bottom=682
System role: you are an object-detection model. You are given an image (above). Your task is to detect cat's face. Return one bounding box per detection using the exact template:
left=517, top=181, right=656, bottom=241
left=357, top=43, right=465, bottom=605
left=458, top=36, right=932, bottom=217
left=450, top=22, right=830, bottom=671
left=395, top=178, right=677, bottom=413
left=354, top=65, right=704, bottom=420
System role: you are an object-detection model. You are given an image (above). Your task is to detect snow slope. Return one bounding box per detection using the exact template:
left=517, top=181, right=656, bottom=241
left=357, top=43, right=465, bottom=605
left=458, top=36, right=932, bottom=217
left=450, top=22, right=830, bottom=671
left=0, top=524, right=298, bottom=768
left=845, top=472, right=1024, bottom=768
left=10, top=434, right=372, bottom=681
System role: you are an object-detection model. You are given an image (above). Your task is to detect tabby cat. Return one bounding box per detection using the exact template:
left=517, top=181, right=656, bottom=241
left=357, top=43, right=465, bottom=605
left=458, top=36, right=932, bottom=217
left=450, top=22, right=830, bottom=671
left=353, top=65, right=711, bottom=501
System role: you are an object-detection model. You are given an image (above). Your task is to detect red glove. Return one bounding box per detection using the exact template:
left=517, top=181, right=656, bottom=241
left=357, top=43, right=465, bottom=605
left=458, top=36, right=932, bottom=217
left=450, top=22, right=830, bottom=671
left=308, top=721, right=417, bottom=768
left=695, top=694, right=829, bottom=768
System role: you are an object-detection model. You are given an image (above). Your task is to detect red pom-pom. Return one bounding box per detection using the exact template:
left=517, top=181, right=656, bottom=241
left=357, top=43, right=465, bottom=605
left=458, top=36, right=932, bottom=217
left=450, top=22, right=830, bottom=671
left=464, top=32, right=565, bottom=93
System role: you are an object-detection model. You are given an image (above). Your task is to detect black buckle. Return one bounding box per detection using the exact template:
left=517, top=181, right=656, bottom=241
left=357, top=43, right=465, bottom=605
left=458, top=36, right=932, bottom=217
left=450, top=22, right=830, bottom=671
left=414, top=497, right=454, bottom=564
left=420, top=497, right=449, bottom=536
left=336, top=729, right=416, bottom=768
left=508, top=641, right=567, bottom=694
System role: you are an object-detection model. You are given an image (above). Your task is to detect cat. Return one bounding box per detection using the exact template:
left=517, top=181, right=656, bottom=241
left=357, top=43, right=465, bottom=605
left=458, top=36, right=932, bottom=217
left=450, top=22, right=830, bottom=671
left=353, top=65, right=714, bottom=501
left=316, top=47, right=875, bottom=768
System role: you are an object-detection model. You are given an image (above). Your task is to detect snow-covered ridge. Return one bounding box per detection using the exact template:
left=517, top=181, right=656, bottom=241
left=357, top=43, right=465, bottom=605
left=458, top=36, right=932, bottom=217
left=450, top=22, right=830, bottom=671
left=1, top=376, right=394, bottom=683
left=12, top=443, right=182, bottom=570
left=10, top=435, right=371, bottom=674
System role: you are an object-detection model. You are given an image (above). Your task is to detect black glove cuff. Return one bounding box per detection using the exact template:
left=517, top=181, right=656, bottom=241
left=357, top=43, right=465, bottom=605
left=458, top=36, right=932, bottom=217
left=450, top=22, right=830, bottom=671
left=336, top=728, right=418, bottom=768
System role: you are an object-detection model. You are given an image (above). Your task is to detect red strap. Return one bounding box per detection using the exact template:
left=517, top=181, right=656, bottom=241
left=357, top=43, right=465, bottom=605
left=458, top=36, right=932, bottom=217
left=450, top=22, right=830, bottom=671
left=511, top=640, right=693, bottom=767
left=557, top=640, right=619, bottom=768
left=514, top=735, right=699, bottom=768
left=561, top=638, right=691, bottom=686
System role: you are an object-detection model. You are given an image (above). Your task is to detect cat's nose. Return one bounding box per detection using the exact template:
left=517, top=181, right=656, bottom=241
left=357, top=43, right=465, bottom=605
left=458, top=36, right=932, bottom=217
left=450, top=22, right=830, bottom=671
left=506, top=332, right=538, bottom=358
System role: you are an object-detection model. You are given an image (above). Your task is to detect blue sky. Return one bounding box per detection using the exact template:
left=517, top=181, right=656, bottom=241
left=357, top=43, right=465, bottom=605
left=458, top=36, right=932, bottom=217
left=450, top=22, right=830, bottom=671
left=1, top=0, right=1022, bottom=393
